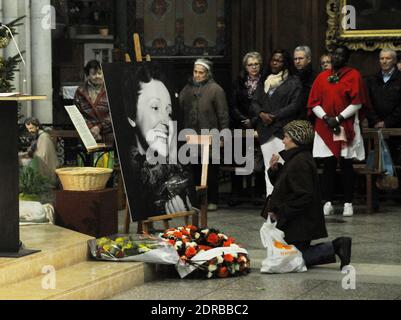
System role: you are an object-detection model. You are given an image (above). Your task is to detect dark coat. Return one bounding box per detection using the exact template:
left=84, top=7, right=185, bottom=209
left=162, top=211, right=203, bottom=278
left=179, top=78, right=230, bottom=133
left=230, top=74, right=264, bottom=128
left=296, top=64, right=318, bottom=120
left=366, top=69, right=401, bottom=128
left=251, top=75, right=302, bottom=145
left=266, top=147, right=328, bottom=244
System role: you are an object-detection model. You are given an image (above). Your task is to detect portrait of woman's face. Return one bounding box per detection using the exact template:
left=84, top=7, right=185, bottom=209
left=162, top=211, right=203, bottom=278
left=135, top=79, right=173, bottom=158
left=103, top=62, right=197, bottom=222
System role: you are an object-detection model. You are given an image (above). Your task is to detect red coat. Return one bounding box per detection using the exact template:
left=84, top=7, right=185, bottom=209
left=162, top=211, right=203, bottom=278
left=307, top=67, right=370, bottom=158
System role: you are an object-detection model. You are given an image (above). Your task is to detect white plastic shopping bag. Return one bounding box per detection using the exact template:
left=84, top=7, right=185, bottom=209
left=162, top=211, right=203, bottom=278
left=260, top=217, right=307, bottom=273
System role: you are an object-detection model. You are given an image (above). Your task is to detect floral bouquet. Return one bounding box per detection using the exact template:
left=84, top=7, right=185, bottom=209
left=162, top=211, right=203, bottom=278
left=88, top=234, right=179, bottom=264
left=160, top=226, right=250, bottom=279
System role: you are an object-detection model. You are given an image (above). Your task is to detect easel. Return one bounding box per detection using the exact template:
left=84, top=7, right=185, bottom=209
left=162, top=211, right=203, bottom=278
left=122, top=34, right=210, bottom=233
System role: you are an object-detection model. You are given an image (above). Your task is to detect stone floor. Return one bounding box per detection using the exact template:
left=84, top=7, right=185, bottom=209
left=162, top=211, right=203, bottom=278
left=110, top=199, right=401, bottom=300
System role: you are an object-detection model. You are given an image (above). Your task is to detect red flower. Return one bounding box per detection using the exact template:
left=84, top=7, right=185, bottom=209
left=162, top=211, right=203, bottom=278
left=173, top=231, right=183, bottom=238
left=168, top=240, right=175, bottom=246
left=207, top=233, right=220, bottom=246
left=185, top=246, right=197, bottom=258
left=186, top=225, right=198, bottom=232
left=181, top=229, right=190, bottom=236
left=224, top=254, right=234, bottom=263
left=217, top=266, right=229, bottom=278
left=198, top=245, right=213, bottom=251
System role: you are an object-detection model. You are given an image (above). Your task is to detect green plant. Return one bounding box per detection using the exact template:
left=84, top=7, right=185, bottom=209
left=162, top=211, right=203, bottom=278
left=0, top=16, right=26, bottom=92
left=19, top=165, right=52, bottom=199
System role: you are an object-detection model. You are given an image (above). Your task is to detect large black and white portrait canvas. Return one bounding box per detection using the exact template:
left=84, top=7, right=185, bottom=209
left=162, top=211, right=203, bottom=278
left=103, top=62, right=196, bottom=222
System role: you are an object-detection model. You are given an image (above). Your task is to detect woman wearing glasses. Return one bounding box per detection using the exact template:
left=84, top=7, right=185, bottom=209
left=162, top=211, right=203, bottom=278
left=229, top=52, right=266, bottom=206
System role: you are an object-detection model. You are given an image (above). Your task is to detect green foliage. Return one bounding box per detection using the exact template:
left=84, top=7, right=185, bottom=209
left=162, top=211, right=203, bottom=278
left=0, top=54, right=24, bottom=92
left=19, top=165, right=52, bottom=197
left=0, top=15, right=26, bottom=93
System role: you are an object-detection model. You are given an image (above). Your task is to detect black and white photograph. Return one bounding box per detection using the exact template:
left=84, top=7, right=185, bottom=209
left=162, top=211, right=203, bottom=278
left=103, top=62, right=197, bottom=222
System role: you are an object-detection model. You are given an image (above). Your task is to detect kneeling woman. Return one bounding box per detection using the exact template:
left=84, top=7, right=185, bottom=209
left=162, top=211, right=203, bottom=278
left=262, top=120, right=351, bottom=270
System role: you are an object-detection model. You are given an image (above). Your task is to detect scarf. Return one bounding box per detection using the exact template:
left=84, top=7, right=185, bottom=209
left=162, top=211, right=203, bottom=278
left=245, top=74, right=261, bottom=99
left=264, top=70, right=289, bottom=94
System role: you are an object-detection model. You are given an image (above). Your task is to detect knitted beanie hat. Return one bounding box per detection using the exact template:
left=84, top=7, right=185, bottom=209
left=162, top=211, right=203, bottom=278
left=194, top=58, right=213, bottom=72
left=283, top=120, right=315, bottom=146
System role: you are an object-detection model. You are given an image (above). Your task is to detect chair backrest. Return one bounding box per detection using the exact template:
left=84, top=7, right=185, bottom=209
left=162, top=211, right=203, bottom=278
left=186, top=135, right=212, bottom=187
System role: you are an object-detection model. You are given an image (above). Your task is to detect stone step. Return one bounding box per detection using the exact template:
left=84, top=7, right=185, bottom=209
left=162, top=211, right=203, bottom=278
left=0, top=260, right=154, bottom=300
left=0, top=225, right=93, bottom=288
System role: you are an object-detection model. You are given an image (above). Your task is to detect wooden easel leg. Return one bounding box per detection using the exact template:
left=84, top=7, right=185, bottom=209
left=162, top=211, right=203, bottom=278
left=141, top=221, right=148, bottom=234
left=191, top=212, right=199, bottom=227
left=124, top=204, right=131, bottom=234
left=200, top=194, right=208, bottom=228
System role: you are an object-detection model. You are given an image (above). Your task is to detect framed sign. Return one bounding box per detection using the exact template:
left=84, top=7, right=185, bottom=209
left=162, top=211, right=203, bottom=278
left=326, top=0, right=401, bottom=51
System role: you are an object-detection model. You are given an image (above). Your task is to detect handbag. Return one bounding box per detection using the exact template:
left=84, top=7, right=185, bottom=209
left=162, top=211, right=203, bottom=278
left=376, top=130, right=399, bottom=191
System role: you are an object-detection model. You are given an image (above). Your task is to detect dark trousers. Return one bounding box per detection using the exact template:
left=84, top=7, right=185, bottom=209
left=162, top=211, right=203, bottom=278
left=322, top=156, right=355, bottom=203
left=193, top=164, right=219, bottom=204
left=290, top=241, right=336, bottom=267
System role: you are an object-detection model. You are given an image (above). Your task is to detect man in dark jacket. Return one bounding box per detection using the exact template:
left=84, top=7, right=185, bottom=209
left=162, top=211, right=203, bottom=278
left=179, top=59, right=230, bottom=211
left=366, top=49, right=401, bottom=209
left=293, top=46, right=318, bottom=120
left=262, top=120, right=352, bottom=269
left=366, top=49, right=401, bottom=129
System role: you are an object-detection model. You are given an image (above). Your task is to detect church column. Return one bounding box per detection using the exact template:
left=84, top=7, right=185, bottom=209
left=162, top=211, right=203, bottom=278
left=31, top=0, right=53, bottom=123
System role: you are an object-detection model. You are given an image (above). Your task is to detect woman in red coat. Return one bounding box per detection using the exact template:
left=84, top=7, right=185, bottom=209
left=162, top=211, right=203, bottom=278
left=308, top=46, right=370, bottom=217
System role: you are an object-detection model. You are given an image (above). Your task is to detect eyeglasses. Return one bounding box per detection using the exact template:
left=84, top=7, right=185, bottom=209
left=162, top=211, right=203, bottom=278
left=247, top=63, right=260, bottom=68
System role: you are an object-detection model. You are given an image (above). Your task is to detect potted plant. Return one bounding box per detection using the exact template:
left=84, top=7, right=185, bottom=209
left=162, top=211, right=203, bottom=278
left=19, top=164, right=52, bottom=202
left=94, top=6, right=111, bottom=37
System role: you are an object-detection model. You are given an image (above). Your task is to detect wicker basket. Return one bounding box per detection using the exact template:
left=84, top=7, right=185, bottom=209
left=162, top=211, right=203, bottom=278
left=56, top=167, right=113, bottom=191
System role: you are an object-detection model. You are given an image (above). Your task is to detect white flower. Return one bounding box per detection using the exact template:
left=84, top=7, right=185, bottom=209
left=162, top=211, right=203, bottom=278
left=217, top=256, right=224, bottom=264
left=218, top=233, right=228, bottom=240
left=230, top=243, right=240, bottom=249
left=208, top=264, right=217, bottom=272
left=232, top=253, right=238, bottom=259
left=195, top=233, right=200, bottom=239
left=229, top=266, right=236, bottom=274
left=207, top=272, right=213, bottom=279
left=174, top=241, right=183, bottom=250
left=201, top=229, right=209, bottom=234
left=235, top=264, right=240, bottom=271
left=186, top=228, right=191, bottom=234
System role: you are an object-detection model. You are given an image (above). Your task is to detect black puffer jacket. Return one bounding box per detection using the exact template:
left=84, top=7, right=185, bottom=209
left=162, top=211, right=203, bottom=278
left=266, top=147, right=328, bottom=244
left=251, top=75, right=302, bottom=145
